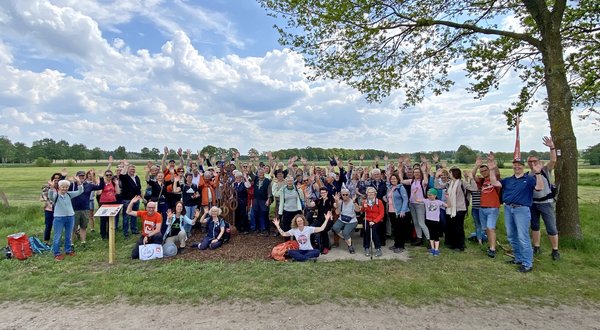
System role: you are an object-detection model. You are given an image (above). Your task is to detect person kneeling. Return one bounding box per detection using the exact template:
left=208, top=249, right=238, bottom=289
left=198, top=206, right=226, bottom=250
left=273, top=211, right=333, bottom=262
left=127, top=196, right=163, bottom=259
left=163, top=201, right=200, bottom=253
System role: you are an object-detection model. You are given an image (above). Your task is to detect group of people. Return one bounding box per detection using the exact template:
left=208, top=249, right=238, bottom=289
left=41, top=138, right=561, bottom=270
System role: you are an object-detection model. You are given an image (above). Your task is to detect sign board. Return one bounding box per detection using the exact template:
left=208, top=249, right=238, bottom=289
left=94, top=204, right=123, bottom=217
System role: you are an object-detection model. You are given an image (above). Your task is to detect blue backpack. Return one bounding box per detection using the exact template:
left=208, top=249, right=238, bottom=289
left=28, top=236, right=51, bottom=254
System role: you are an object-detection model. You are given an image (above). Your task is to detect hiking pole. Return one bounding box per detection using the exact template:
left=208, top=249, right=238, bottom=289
left=370, top=222, right=374, bottom=261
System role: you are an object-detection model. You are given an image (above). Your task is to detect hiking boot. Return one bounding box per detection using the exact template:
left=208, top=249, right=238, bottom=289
left=533, top=246, right=541, bottom=255
left=411, top=239, right=423, bottom=247
left=322, top=248, right=330, bottom=255
left=364, top=249, right=371, bottom=257
left=551, top=249, right=561, bottom=261
left=348, top=246, right=355, bottom=254
left=517, top=265, right=533, bottom=273
left=375, top=249, right=382, bottom=257
left=487, top=249, right=496, bottom=258
left=393, top=247, right=405, bottom=254
left=54, top=254, right=64, bottom=261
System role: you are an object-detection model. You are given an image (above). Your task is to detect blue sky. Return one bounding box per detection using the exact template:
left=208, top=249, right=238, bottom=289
left=0, top=0, right=597, bottom=156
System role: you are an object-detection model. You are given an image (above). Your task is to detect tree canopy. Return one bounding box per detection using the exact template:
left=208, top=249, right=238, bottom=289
left=259, top=0, right=599, bottom=239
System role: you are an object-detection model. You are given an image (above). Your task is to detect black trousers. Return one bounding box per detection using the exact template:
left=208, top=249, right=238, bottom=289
left=445, top=210, right=466, bottom=250
left=389, top=212, right=412, bottom=249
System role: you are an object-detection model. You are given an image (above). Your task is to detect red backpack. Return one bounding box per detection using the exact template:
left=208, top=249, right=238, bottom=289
left=7, top=233, right=32, bottom=260
left=270, top=240, right=299, bottom=261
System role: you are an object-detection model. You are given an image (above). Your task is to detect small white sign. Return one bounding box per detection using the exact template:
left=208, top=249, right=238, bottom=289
left=94, top=204, right=123, bottom=217
left=139, top=244, right=163, bottom=261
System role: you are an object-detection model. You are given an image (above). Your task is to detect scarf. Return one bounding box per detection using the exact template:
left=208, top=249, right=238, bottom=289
left=447, top=179, right=461, bottom=217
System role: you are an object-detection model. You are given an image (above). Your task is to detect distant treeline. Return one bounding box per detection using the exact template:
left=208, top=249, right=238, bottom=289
left=0, top=136, right=558, bottom=166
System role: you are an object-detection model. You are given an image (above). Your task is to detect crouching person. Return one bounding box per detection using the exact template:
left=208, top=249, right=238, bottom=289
left=273, top=211, right=333, bottom=262
left=198, top=206, right=226, bottom=250
left=127, top=196, right=163, bottom=259
left=163, top=201, right=200, bottom=254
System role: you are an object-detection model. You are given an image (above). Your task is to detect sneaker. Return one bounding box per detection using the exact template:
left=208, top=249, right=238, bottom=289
left=393, top=247, right=405, bottom=254
left=432, top=249, right=440, bottom=256
left=54, top=254, right=64, bottom=261
left=66, top=251, right=75, bottom=257
left=506, top=259, right=522, bottom=265
left=551, top=249, right=561, bottom=261
left=375, top=249, right=382, bottom=257
left=364, top=249, right=371, bottom=257
left=517, top=265, right=533, bottom=273
left=348, top=246, right=355, bottom=254
left=322, top=248, right=330, bottom=255
left=533, top=246, right=541, bottom=255
left=487, top=249, right=496, bottom=258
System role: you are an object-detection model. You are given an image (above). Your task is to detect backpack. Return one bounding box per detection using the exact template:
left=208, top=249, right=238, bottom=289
left=533, top=169, right=557, bottom=202
left=28, top=236, right=51, bottom=254
left=7, top=233, right=32, bottom=260
left=270, top=240, right=300, bottom=261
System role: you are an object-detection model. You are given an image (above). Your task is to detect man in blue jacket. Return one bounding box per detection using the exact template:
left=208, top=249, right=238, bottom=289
left=71, top=170, right=104, bottom=246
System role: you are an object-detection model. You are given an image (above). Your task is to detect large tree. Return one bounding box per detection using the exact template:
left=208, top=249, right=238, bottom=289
left=260, top=0, right=599, bottom=239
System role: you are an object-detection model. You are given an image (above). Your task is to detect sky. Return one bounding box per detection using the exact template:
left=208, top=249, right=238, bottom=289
left=0, top=0, right=597, bottom=156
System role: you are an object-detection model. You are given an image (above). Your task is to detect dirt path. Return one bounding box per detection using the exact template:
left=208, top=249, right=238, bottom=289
left=1, top=301, right=598, bottom=329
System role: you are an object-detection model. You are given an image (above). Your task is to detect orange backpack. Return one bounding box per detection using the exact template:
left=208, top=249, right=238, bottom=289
left=7, top=233, right=32, bottom=260
left=270, top=240, right=299, bottom=261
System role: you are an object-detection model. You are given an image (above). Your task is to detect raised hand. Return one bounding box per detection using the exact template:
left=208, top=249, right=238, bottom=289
left=432, top=153, right=439, bottom=163
left=272, top=218, right=280, bottom=227
left=164, top=146, right=169, bottom=154
left=475, top=156, right=483, bottom=167
left=108, top=155, right=114, bottom=164
left=167, top=208, right=173, bottom=219
left=542, top=136, right=555, bottom=149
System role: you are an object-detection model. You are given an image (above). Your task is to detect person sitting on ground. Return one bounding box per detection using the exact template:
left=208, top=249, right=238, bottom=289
left=197, top=206, right=227, bottom=250
left=163, top=201, right=200, bottom=254
left=332, top=189, right=360, bottom=254
left=126, top=195, right=163, bottom=259
left=48, top=178, right=84, bottom=261
left=273, top=211, right=333, bottom=262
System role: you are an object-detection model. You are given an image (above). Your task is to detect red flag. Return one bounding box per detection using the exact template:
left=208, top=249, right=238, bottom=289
left=513, top=116, right=521, bottom=160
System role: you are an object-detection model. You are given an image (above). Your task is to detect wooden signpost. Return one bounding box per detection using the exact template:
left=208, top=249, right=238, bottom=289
left=94, top=204, right=123, bottom=264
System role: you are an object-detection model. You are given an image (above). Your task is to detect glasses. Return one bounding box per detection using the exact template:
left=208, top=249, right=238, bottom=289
left=105, top=174, right=112, bottom=177
left=342, top=194, right=349, bottom=196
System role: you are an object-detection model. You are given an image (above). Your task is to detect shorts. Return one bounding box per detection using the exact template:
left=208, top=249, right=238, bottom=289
left=530, top=202, right=558, bottom=235
left=74, top=210, right=90, bottom=229
left=479, top=207, right=499, bottom=230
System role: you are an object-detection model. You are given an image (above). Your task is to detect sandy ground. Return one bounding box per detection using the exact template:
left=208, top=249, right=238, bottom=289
left=1, top=301, right=599, bottom=329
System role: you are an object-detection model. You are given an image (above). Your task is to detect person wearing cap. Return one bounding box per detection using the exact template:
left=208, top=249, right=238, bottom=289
left=417, top=188, right=447, bottom=256
left=126, top=195, right=163, bottom=259
left=488, top=157, right=544, bottom=273
left=527, top=136, right=560, bottom=260
left=472, top=153, right=502, bottom=258
left=70, top=169, right=105, bottom=246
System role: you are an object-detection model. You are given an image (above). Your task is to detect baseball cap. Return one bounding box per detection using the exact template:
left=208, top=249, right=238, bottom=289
left=76, top=171, right=85, bottom=176
left=512, top=158, right=525, bottom=165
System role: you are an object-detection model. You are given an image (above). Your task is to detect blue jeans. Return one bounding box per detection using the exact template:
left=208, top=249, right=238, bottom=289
left=479, top=207, right=499, bottom=230
left=184, top=205, right=197, bottom=235
left=52, top=215, right=74, bottom=256
left=122, top=200, right=139, bottom=236
left=252, top=199, right=269, bottom=232
left=472, top=207, right=485, bottom=241
left=44, top=210, right=54, bottom=242
left=504, top=205, right=533, bottom=268
left=287, top=249, right=320, bottom=262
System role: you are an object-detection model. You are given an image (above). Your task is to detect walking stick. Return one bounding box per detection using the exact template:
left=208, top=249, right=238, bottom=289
left=369, top=222, right=374, bottom=261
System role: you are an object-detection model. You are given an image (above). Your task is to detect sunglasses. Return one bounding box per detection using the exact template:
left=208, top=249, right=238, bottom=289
left=342, top=194, right=349, bottom=196
left=105, top=174, right=113, bottom=177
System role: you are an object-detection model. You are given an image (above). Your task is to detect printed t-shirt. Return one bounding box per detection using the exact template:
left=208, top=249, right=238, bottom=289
left=423, top=199, right=444, bottom=221
left=137, top=211, right=162, bottom=236
left=288, top=226, right=316, bottom=250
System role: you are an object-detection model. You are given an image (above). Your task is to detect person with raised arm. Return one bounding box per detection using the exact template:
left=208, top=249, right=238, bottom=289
left=488, top=157, right=544, bottom=272
left=273, top=211, right=333, bottom=262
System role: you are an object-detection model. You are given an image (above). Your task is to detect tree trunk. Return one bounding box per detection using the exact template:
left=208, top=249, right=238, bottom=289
left=541, top=29, right=583, bottom=239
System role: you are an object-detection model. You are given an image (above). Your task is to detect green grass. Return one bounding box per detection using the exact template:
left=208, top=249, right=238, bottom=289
left=0, top=166, right=599, bottom=305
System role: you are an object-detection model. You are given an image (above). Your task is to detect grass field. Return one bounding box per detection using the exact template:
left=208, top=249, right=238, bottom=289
left=0, top=165, right=599, bottom=305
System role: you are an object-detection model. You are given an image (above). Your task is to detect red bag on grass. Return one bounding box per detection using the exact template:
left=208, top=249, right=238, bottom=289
left=7, top=233, right=32, bottom=260
left=271, top=240, right=299, bottom=261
